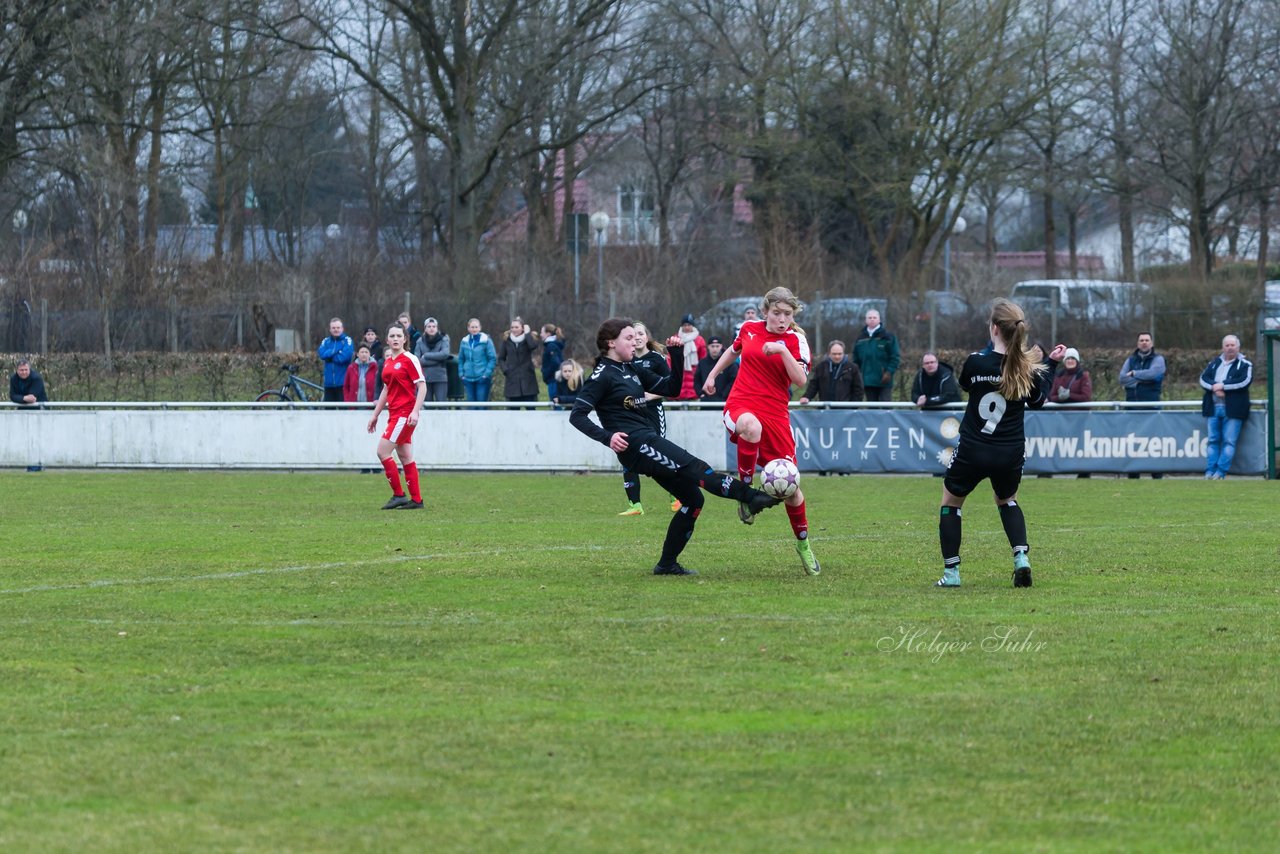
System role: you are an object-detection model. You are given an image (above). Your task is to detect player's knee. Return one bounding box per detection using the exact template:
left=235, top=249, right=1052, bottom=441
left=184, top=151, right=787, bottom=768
left=735, top=414, right=762, bottom=441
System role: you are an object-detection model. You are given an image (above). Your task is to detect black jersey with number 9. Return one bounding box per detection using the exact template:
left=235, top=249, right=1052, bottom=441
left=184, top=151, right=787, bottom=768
left=957, top=347, right=1051, bottom=450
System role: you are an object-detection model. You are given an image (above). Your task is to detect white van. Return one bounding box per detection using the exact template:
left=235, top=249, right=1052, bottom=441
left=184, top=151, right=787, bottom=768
left=1010, top=279, right=1148, bottom=326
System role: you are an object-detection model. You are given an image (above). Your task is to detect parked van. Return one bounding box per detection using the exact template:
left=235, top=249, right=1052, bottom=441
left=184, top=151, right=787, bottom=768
left=1010, top=279, right=1148, bottom=326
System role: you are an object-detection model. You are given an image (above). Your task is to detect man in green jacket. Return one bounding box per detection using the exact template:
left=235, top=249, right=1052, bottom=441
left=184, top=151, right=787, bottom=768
left=852, top=309, right=900, bottom=402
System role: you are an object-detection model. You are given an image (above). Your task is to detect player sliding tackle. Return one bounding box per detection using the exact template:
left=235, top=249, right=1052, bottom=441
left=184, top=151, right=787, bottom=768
left=570, top=318, right=782, bottom=577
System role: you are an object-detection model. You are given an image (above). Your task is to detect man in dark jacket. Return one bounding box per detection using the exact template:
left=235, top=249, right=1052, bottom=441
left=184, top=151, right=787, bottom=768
left=9, top=359, right=48, bottom=405
left=1118, top=332, right=1165, bottom=402
left=852, top=309, right=900, bottom=401
left=1199, top=334, right=1252, bottom=479
left=911, top=352, right=961, bottom=409
left=799, top=340, right=863, bottom=404
left=695, top=337, right=737, bottom=402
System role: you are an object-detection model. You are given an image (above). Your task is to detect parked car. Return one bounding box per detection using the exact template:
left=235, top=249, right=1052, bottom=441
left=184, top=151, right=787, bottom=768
left=696, top=295, right=887, bottom=341
left=916, top=290, right=977, bottom=322
left=1010, top=279, right=1148, bottom=326
left=1264, top=280, right=1280, bottom=331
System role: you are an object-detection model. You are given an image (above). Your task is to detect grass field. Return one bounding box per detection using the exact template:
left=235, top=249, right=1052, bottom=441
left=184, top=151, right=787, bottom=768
left=2, top=470, right=1277, bottom=851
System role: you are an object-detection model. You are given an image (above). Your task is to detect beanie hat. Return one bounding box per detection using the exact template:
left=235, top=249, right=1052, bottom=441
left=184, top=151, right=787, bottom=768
left=1063, top=347, right=1080, bottom=362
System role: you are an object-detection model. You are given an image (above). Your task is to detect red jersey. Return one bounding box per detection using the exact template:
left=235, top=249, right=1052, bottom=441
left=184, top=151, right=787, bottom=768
left=381, top=352, right=425, bottom=414
left=725, top=320, right=810, bottom=422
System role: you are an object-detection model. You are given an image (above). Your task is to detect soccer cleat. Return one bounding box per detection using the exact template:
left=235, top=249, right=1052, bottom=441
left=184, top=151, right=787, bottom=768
left=399, top=500, right=424, bottom=510
left=671, top=498, right=682, bottom=512
left=653, top=561, right=697, bottom=576
left=382, top=495, right=411, bottom=510
left=738, top=501, right=755, bottom=525
left=935, top=567, right=961, bottom=587
left=795, top=539, right=821, bottom=575
left=746, top=491, right=782, bottom=518
left=1013, top=552, right=1032, bottom=588
left=618, top=502, right=644, bottom=516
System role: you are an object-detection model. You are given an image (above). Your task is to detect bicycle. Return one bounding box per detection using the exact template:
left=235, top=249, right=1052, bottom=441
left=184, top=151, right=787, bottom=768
left=255, top=364, right=327, bottom=402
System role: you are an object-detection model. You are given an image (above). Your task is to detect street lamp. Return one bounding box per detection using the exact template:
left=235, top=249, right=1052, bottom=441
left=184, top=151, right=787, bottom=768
left=590, top=211, right=609, bottom=305
left=943, top=215, right=967, bottom=292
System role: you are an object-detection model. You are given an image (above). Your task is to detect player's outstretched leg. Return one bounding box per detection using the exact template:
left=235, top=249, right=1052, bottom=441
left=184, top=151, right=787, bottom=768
left=999, top=500, right=1031, bottom=587
left=696, top=467, right=780, bottom=520
left=936, top=506, right=962, bottom=587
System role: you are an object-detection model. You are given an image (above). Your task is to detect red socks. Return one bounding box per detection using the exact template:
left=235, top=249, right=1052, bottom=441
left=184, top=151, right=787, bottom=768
left=737, top=439, right=760, bottom=483
left=403, top=462, right=422, bottom=503
left=381, top=457, right=403, bottom=497
left=785, top=500, right=808, bottom=540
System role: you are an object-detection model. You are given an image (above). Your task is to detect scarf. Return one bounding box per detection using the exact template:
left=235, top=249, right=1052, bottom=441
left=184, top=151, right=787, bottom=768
left=422, top=331, right=443, bottom=349
left=510, top=332, right=526, bottom=345
left=679, top=328, right=700, bottom=370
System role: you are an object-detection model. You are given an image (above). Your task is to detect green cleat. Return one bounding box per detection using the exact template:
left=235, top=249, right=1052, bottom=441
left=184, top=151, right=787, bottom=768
left=935, top=567, right=961, bottom=588
left=1013, top=552, right=1032, bottom=588
left=618, top=502, right=644, bottom=516
left=795, top=538, right=820, bottom=575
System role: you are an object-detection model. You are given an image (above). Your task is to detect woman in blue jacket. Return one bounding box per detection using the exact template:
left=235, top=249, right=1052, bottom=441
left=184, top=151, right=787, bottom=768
left=1199, top=335, right=1253, bottom=479
left=458, top=318, right=497, bottom=402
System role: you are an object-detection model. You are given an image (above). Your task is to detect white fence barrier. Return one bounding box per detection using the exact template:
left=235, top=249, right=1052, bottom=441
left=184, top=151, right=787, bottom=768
left=0, top=403, right=728, bottom=471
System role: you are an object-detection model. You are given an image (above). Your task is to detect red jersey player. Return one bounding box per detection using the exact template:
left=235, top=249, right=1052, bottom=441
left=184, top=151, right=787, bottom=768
left=700, top=287, right=819, bottom=575
left=367, top=324, right=428, bottom=509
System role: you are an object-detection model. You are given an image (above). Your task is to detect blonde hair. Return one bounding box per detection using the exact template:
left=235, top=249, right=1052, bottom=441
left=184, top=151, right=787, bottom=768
left=559, top=358, right=584, bottom=391
left=990, top=298, right=1046, bottom=400
left=632, top=321, right=666, bottom=355
left=761, top=286, right=806, bottom=337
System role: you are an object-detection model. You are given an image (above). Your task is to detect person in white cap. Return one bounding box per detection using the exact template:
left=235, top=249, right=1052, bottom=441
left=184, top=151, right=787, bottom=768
left=1049, top=347, right=1092, bottom=403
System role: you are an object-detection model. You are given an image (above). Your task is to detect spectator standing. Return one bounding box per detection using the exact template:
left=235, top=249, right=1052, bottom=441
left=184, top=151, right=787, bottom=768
left=397, top=312, right=421, bottom=352
left=553, top=359, right=584, bottom=408
left=318, top=317, right=354, bottom=402
left=539, top=323, right=565, bottom=401
left=1119, top=333, right=1166, bottom=478
left=9, top=359, right=48, bottom=405
left=458, top=318, right=497, bottom=402
left=360, top=326, right=381, bottom=354
left=674, top=313, right=707, bottom=400
left=911, top=352, right=961, bottom=408
left=1119, top=332, right=1165, bottom=402
left=1049, top=348, right=1092, bottom=403
left=852, top=309, right=900, bottom=401
left=1200, top=335, right=1253, bottom=480
left=696, top=337, right=738, bottom=402
left=343, top=344, right=381, bottom=403
left=499, top=317, right=539, bottom=403
left=413, top=317, right=452, bottom=403
left=734, top=305, right=759, bottom=340
left=799, top=340, right=863, bottom=405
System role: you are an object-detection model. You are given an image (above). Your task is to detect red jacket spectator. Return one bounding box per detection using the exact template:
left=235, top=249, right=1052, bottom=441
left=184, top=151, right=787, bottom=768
left=344, top=356, right=380, bottom=403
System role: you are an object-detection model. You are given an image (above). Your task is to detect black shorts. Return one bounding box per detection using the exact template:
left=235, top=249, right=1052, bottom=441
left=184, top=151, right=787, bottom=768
left=944, top=439, right=1024, bottom=500
left=617, top=433, right=705, bottom=479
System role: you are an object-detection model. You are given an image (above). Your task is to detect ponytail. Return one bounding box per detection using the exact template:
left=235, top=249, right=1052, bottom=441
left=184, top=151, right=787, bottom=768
left=990, top=298, right=1046, bottom=400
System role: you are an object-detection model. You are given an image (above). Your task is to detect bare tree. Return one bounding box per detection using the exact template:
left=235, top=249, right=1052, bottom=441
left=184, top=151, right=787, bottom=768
left=1136, top=0, right=1275, bottom=280
left=257, top=0, right=648, bottom=302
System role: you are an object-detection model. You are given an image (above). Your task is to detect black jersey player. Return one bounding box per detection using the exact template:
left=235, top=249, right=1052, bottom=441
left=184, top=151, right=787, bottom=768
left=571, top=318, right=781, bottom=576
left=937, top=299, right=1065, bottom=588
left=617, top=321, right=671, bottom=516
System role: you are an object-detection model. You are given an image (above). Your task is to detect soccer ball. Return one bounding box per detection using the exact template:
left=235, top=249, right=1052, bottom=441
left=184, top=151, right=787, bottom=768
left=760, top=458, right=800, bottom=499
